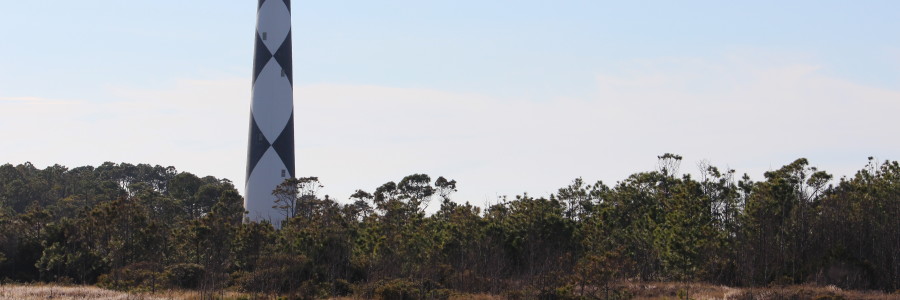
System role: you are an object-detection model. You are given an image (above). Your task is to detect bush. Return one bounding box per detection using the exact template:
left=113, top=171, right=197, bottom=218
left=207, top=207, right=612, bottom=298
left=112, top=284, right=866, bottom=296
left=235, top=253, right=311, bottom=293
left=536, top=287, right=580, bottom=300
left=332, top=278, right=353, bottom=296
left=504, top=289, right=528, bottom=300
left=97, top=262, right=165, bottom=292
left=427, top=288, right=452, bottom=300
left=374, top=279, right=419, bottom=300
left=165, top=263, right=204, bottom=289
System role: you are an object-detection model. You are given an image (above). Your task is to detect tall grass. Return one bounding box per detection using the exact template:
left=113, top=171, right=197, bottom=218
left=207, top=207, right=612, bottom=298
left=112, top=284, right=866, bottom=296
left=0, top=284, right=256, bottom=300
left=619, top=282, right=898, bottom=300
left=0, top=284, right=162, bottom=300
left=1, top=282, right=896, bottom=299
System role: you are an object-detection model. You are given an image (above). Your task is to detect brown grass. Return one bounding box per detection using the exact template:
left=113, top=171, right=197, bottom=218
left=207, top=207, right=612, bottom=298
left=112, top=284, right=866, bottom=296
left=616, top=281, right=898, bottom=300
left=0, top=284, right=162, bottom=300
left=448, top=294, right=504, bottom=300
left=1, top=283, right=896, bottom=300
left=328, top=294, right=504, bottom=300
left=0, top=284, right=251, bottom=300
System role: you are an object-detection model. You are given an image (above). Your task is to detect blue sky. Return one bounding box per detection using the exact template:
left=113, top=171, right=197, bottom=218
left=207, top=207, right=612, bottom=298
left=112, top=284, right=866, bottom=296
left=2, top=1, right=899, bottom=205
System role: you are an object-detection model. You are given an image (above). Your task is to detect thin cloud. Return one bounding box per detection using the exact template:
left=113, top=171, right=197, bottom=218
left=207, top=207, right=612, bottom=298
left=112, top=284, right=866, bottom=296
left=0, top=96, right=50, bottom=102
left=295, top=56, right=900, bottom=204
left=1, top=55, right=898, bottom=208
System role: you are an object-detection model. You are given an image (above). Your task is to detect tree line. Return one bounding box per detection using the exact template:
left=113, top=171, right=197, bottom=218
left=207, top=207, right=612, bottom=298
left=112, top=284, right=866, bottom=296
left=0, top=156, right=898, bottom=298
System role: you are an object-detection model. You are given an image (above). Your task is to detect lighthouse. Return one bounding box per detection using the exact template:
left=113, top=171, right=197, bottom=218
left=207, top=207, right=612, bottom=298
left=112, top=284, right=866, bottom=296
left=246, top=0, right=294, bottom=224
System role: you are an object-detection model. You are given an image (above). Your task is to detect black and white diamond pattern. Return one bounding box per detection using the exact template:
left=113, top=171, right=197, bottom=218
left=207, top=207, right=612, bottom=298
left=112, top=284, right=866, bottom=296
left=246, top=0, right=294, bottom=223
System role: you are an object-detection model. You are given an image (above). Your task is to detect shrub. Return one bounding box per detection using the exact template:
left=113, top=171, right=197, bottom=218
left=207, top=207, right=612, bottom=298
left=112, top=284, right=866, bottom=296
left=332, top=278, right=353, bottom=296
left=428, top=288, right=452, bottom=300
left=374, top=279, right=419, bottom=300
left=235, top=253, right=311, bottom=294
left=165, top=263, right=204, bottom=289
left=504, top=289, right=528, bottom=300
left=536, top=287, right=580, bottom=300
left=97, top=262, right=165, bottom=292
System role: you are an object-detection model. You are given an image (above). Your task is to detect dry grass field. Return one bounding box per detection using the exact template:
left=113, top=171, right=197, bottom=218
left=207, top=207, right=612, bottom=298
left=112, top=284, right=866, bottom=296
left=0, top=284, right=248, bottom=300
left=614, top=282, right=899, bottom=300
left=281, top=282, right=900, bottom=300
left=1, top=282, right=897, bottom=300
left=0, top=284, right=159, bottom=300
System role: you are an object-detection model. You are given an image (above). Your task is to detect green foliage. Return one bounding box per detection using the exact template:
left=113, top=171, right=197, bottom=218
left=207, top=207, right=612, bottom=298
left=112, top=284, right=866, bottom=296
left=332, top=278, right=354, bottom=296
left=538, top=284, right=582, bottom=300
left=0, top=157, right=898, bottom=296
left=97, top=262, right=166, bottom=292
left=235, top=253, right=311, bottom=293
left=373, top=278, right=419, bottom=300
left=165, top=263, right=204, bottom=289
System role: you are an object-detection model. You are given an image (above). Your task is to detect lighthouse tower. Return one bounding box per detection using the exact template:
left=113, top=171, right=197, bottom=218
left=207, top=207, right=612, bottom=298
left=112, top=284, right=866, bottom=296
left=246, top=0, right=294, bottom=224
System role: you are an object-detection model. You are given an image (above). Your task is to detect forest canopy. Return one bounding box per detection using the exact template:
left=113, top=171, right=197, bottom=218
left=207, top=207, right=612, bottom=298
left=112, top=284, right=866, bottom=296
left=0, top=157, right=898, bottom=298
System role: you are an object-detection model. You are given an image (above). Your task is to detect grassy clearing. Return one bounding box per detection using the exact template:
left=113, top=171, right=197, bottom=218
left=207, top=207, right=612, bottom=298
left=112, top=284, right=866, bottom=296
left=0, top=284, right=252, bottom=300
left=615, top=282, right=898, bottom=300
left=0, top=284, right=159, bottom=300
left=1, top=282, right=897, bottom=300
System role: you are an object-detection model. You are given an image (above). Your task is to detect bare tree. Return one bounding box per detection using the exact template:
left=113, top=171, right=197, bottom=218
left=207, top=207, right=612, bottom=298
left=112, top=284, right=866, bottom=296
left=272, top=177, right=323, bottom=219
